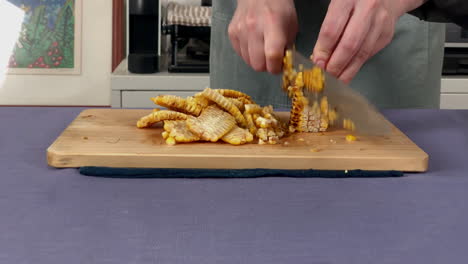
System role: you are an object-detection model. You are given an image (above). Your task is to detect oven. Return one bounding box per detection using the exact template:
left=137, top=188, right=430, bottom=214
left=443, top=23, right=468, bottom=75
left=441, top=23, right=468, bottom=109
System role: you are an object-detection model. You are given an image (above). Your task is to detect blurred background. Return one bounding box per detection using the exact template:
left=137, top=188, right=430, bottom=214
left=0, top=0, right=466, bottom=109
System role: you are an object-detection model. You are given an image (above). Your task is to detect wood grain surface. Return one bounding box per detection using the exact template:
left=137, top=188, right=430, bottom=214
left=47, top=109, right=429, bottom=171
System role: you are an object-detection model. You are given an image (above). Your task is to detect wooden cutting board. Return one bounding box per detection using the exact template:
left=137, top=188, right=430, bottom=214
left=47, top=109, right=428, bottom=172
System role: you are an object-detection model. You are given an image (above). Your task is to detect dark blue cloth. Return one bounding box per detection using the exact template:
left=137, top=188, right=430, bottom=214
left=4, top=108, right=468, bottom=264
left=79, top=167, right=404, bottom=178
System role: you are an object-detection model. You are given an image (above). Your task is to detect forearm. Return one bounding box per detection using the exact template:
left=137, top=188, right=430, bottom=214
left=408, top=0, right=468, bottom=28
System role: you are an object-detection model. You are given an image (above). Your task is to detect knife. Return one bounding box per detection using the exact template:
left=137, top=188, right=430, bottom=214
left=286, top=49, right=391, bottom=136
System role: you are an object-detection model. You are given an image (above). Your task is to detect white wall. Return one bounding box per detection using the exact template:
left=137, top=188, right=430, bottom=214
left=0, top=0, right=112, bottom=106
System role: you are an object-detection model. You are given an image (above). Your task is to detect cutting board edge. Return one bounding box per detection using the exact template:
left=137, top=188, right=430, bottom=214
left=46, top=108, right=429, bottom=172
left=46, top=149, right=429, bottom=172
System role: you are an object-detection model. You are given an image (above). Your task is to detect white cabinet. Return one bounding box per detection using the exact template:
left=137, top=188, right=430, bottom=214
left=121, top=91, right=199, bottom=108
left=111, top=59, right=208, bottom=108
left=440, top=77, right=468, bottom=109
left=111, top=60, right=468, bottom=109
left=440, top=94, right=468, bottom=109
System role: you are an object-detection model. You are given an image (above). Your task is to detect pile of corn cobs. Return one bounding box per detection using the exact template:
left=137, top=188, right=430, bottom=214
left=137, top=50, right=357, bottom=145
left=136, top=88, right=287, bottom=145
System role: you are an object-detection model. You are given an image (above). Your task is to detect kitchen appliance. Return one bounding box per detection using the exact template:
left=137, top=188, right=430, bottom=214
left=443, top=23, right=468, bottom=75
left=127, top=0, right=161, bottom=73
left=162, top=1, right=211, bottom=73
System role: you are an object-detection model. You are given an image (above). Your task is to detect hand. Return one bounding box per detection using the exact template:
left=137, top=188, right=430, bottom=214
left=228, top=0, right=298, bottom=74
left=312, top=0, right=425, bottom=83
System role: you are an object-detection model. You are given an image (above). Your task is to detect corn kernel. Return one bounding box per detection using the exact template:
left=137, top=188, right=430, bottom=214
left=166, top=137, right=176, bottom=145
left=328, top=109, right=338, bottom=124
left=303, top=66, right=324, bottom=93
left=310, top=147, right=320, bottom=152
left=320, top=96, right=328, bottom=114
left=268, top=136, right=279, bottom=145
left=343, top=118, right=356, bottom=131
left=295, top=72, right=304, bottom=88
left=346, top=134, right=357, bottom=142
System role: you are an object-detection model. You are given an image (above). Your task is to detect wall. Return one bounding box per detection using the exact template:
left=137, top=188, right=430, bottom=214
left=0, top=0, right=112, bottom=106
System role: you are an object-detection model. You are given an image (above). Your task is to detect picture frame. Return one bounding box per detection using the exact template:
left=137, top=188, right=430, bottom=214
left=5, top=0, right=82, bottom=75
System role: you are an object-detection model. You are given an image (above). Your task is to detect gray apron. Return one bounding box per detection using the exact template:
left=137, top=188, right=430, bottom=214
left=210, top=0, right=445, bottom=109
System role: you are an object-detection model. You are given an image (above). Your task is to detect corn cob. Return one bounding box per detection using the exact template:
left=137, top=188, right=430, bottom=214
left=282, top=49, right=341, bottom=133
left=163, top=120, right=200, bottom=143
left=186, top=105, right=237, bottom=142
left=244, top=111, right=257, bottom=135
left=214, top=89, right=253, bottom=101
left=151, top=95, right=204, bottom=116
left=244, top=104, right=263, bottom=114
left=287, top=85, right=329, bottom=133
left=236, top=96, right=255, bottom=105
left=200, top=88, right=247, bottom=128
left=221, top=126, right=254, bottom=145
left=229, top=98, right=245, bottom=112
left=137, top=110, right=188, bottom=128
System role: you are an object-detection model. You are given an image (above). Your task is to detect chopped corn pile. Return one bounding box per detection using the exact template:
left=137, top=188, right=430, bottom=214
left=136, top=88, right=287, bottom=145
left=137, top=49, right=358, bottom=145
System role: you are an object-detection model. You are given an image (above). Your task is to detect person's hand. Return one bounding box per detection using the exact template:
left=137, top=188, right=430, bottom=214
left=228, top=0, right=298, bottom=74
left=312, top=0, right=425, bottom=83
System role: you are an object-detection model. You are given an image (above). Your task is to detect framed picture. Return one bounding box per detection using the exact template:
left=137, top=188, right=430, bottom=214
left=5, top=0, right=82, bottom=75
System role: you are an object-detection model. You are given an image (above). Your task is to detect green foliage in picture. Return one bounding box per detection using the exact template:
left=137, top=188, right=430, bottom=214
left=8, top=0, right=76, bottom=69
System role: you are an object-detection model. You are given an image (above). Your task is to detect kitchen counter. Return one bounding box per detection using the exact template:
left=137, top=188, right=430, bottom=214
left=1, top=107, right=468, bottom=264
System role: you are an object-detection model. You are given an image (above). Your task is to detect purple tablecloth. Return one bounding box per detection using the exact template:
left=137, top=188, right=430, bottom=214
left=1, top=107, right=468, bottom=264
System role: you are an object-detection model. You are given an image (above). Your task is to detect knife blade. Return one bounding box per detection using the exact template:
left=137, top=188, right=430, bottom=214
left=288, top=49, right=391, bottom=136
